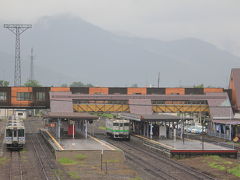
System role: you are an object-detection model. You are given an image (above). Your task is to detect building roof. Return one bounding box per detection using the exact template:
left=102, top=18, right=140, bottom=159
left=119, top=113, right=192, bottom=122
left=44, top=112, right=98, bottom=120
left=212, top=119, right=240, bottom=125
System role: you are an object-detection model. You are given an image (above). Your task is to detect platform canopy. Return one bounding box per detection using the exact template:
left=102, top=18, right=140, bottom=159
left=213, top=119, right=240, bottom=125
left=44, top=112, right=98, bottom=120
left=119, top=113, right=192, bottom=122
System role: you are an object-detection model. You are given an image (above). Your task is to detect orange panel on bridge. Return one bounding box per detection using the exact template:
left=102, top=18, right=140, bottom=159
left=89, top=88, right=108, bottom=95
left=11, top=87, right=33, bottom=106
left=166, top=88, right=185, bottom=95
left=50, top=87, right=70, bottom=92
left=204, top=88, right=223, bottom=93
left=127, top=88, right=147, bottom=95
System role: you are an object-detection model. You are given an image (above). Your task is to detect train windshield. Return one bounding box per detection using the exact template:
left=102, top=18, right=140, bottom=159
left=18, top=129, right=24, bottom=137
left=113, top=123, right=119, bottom=126
left=6, top=129, right=12, bottom=137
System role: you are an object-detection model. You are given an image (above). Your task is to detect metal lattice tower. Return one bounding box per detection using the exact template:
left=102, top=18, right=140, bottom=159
left=4, top=24, right=32, bottom=86
left=30, top=48, right=34, bottom=81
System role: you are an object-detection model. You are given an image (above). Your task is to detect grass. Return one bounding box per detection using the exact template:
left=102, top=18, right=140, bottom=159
left=58, top=157, right=77, bottom=165
left=228, top=165, right=240, bottom=177
left=129, top=177, right=142, bottom=180
left=208, top=162, right=225, bottom=171
left=0, top=157, right=7, bottom=165
left=209, top=155, right=221, bottom=161
left=104, top=159, right=120, bottom=163
left=205, top=155, right=240, bottom=178
left=68, top=171, right=80, bottom=179
left=97, top=113, right=116, bottom=119
left=75, top=154, right=87, bottom=161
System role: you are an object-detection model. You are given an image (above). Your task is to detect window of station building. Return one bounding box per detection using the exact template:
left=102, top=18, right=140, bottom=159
left=0, top=92, right=7, bottom=101
left=36, top=92, right=46, bottom=101
left=17, top=92, right=32, bottom=101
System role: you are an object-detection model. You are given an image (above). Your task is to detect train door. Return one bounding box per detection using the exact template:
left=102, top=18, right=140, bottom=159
left=13, top=128, right=18, bottom=142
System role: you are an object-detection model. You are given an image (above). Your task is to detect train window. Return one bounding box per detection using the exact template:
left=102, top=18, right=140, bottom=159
left=124, top=123, right=129, bottom=126
left=6, top=129, right=12, bottom=137
left=17, top=92, right=32, bottom=101
left=18, top=129, right=24, bottom=137
left=0, top=92, right=7, bottom=101
left=113, top=123, right=119, bottom=126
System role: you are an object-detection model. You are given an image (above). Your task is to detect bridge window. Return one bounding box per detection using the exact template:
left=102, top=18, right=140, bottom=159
left=17, top=92, right=32, bottom=101
left=0, top=92, right=7, bottom=101
left=36, top=92, right=45, bottom=101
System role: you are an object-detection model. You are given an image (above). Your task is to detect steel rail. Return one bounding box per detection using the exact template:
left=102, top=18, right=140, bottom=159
left=103, top=138, right=180, bottom=180
left=29, top=134, right=49, bottom=180
left=121, top=141, right=215, bottom=180
left=9, top=151, right=23, bottom=180
left=27, top=119, right=60, bottom=180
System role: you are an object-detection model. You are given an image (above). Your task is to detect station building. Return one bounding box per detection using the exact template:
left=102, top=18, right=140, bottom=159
left=0, top=68, right=240, bottom=141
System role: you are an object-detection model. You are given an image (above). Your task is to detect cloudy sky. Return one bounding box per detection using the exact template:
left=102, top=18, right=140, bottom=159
left=1, top=0, right=240, bottom=56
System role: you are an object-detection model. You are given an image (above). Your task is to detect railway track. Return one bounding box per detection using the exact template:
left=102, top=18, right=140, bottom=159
left=26, top=119, right=61, bottom=180
left=9, top=151, right=23, bottom=180
left=98, top=135, right=215, bottom=180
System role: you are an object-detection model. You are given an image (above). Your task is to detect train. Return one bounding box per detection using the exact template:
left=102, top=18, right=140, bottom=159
left=106, top=118, right=130, bottom=140
left=4, top=117, right=25, bottom=149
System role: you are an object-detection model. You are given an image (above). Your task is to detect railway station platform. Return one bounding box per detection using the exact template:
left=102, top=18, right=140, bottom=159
left=40, top=129, right=116, bottom=151
left=134, top=135, right=238, bottom=158
left=59, top=136, right=116, bottom=150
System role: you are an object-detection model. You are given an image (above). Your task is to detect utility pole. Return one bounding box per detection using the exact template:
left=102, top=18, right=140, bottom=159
left=157, top=72, right=160, bottom=88
left=4, top=24, right=32, bottom=86
left=30, top=48, right=34, bottom=81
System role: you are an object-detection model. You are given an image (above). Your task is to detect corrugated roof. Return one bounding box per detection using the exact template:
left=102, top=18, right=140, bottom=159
left=212, top=119, right=240, bottom=125
left=44, top=112, right=98, bottom=120
left=119, top=113, right=192, bottom=122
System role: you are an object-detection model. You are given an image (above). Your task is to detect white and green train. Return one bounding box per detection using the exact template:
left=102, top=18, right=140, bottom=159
left=106, top=119, right=130, bottom=140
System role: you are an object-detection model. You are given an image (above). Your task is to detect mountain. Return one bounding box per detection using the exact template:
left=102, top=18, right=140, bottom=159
left=0, top=15, right=240, bottom=87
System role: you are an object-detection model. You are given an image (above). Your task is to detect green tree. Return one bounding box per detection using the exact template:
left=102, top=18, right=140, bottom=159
left=24, top=80, right=41, bottom=87
left=61, top=83, right=68, bottom=87
left=0, top=80, right=9, bottom=87
left=70, top=81, right=94, bottom=87
left=194, top=84, right=204, bottom=88
left=131, top=83, right=138, bottom=87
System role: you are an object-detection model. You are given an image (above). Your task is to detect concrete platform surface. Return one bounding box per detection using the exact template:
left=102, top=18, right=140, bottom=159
left=155, top=139, right=233, bottom=150
left=59, top=136, right=116, bottom=150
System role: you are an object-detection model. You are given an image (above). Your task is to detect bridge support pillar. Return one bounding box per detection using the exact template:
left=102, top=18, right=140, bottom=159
left=85, top=120, right=88, bottom=139
left=57, top=118, right=61, bottom=139
left=150, top=122, right=153, bottom=139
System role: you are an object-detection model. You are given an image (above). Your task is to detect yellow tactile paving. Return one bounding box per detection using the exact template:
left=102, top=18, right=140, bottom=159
left=89, top=135, right=116, bottom=150
left=44, top=130, right=64, bottom=150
